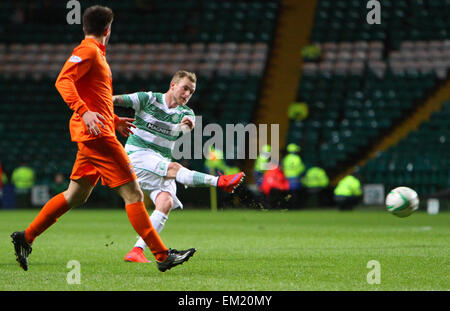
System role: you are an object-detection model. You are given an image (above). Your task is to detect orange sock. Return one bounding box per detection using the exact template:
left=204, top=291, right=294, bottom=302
left=125, top=202, right=168, bottom=262
left=25, top=193, right=70, bottom=244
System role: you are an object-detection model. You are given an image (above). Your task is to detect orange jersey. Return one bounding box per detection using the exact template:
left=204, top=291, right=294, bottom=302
left=55, top=38, right=116, bottom=142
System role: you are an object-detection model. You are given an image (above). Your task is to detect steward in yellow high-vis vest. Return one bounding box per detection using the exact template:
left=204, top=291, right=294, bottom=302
left=282, top=143, right=305, bottom=191
left=254, top=145, right=271, bottom=187
left=334, top=175, right=362, bottom=211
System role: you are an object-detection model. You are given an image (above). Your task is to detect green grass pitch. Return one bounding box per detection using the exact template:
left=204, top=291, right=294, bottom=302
left=0, top=208, right=448, bottom=291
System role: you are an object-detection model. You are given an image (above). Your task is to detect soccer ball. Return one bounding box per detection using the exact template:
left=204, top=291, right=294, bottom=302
left=385, top=187, right=419, bottom=218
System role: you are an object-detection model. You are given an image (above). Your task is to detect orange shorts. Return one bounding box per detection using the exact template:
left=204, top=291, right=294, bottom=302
left=70, top=136, right=136, bottom=188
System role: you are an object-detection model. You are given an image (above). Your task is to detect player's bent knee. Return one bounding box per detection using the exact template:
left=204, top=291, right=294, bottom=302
left=156, top=204, right=172, bottom=215
left=63, top=190, right=89, bottom=208
left=134, top=189, right=145, bottom=203
left=155, top=192, right=173, bottom=214
left=166, top=162, right=183, bottom=179
left=116, top=180, right=144, bottom=204
left=163, top=197, right=174, bottom=213
left=63, top=180, right=93, bottom=208
left=125, top=189, right=144, bottom=204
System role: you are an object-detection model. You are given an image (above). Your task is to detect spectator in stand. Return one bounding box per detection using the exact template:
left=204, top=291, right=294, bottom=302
left=11, top=162, right=35, bottom=208
left=301, top=44, right=321, bottom=62
left=260, top=165, right=290, bottom=209
left=49, top=172, right=69, bottom=197
left=302, top=165, right=331, bottom=207
left=282, top=143, right=305, bottom=209
left=287, top=101, right=309, bottom=121
left=254, top=145, right=272, bottom=188
left=334, top=174, right=363, bottom=211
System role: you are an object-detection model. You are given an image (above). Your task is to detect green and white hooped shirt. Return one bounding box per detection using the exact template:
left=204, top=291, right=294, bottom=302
left=120, top=91, right=195, bottom=161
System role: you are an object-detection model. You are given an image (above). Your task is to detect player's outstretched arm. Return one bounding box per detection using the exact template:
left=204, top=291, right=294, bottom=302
left=172, top=116, right=194, bottom=135
left=112, top=95, right=129, bottom=108
left=180, top=117, right=194, bottom=130
left=113, top=92, right=149, bottom=112
left=114, top=115, right=136, bottom=137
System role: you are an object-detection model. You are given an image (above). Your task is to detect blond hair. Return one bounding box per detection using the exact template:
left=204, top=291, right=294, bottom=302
left=171, top=70, right=197, bottom=84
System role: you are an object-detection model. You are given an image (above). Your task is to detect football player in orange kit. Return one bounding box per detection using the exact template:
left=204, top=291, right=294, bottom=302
left=10, top=5, right=195, bottom=273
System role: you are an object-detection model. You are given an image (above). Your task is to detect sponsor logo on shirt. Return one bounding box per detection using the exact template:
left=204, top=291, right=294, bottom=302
left=69, top=55, right=82, bottom=63
left=146, top=121, right=172, bottom=136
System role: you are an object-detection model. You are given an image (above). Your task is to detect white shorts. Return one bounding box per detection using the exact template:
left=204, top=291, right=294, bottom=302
left=127, top=148, right=183, bottom=209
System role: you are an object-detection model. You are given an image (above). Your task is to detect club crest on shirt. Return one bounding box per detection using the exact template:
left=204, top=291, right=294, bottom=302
left=159, top=162, right=167, bottom=172
left=172, top=114, right=180, bottom=123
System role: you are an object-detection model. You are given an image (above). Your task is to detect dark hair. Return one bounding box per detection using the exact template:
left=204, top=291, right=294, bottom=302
left=82, top=5, right=114, bottom=36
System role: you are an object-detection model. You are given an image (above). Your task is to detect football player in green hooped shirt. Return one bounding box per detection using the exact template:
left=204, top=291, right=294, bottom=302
left=113, top=70, right=245, bottom=262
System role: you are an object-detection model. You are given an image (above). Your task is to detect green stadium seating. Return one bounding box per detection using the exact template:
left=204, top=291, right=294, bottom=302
left=361, top=101, right=450, bottom=196
left=286, top=0, right=449, bottom=197
left=311, top=0, right=449, bottom=46
left=0, top=0, right=279, bottom=44
left=290, top=71, right=437, bottom=169
left=0, top=0, right=278, bottom=185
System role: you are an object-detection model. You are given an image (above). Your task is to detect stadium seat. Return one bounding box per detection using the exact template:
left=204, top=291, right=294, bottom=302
left=288, top=0, right=448, bottom=196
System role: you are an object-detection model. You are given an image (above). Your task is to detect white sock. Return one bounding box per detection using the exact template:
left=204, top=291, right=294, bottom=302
left=175, top=167, right=219, bottom=187
left=134, top=210, right=168, bottom=250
